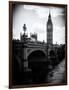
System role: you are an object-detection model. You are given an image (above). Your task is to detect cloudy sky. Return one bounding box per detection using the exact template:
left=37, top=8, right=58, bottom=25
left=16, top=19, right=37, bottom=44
left=13, top=4, right=65, bottom=44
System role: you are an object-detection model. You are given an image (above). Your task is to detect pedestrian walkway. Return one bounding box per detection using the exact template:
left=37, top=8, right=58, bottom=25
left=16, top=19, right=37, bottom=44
left=47, top=59, right=65, bottom=84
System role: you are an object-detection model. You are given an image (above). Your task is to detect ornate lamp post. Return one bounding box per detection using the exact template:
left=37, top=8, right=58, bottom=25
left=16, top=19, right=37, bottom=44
left=23, top=24, right=27, bottom=35
left=22, top=24, right=27, bottom=42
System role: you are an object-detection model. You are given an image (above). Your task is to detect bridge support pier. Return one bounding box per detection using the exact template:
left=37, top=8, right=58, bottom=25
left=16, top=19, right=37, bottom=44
left=22, top=48, right=29, bottom=71
left=24, top=60, right=28, bottom=70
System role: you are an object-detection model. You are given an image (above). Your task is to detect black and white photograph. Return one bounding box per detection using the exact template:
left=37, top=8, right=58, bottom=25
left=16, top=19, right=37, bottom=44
left=9, top=1, right=67, bottom=88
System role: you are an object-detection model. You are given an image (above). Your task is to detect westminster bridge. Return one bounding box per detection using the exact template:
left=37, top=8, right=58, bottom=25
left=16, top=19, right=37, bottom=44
left=13, top=39, right=65, bottom=84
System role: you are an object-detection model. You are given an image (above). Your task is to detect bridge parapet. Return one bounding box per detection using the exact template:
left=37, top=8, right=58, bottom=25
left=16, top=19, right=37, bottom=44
left=24, top=42, right=47, bottom=49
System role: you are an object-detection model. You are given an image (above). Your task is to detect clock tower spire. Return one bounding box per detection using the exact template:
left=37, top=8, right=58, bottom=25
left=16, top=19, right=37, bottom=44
left=47, top=11, right=53, bottom=44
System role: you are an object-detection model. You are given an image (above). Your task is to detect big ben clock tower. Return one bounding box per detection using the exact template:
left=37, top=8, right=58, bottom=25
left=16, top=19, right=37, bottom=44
left=47, top=12, right=53, bottom=44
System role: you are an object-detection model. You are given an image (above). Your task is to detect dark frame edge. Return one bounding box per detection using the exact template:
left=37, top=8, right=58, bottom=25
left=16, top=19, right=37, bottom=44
left=9, top=1, right=13, bottom=89
left=65, top=4, right=67, bottom=85
left=10, top=82, right=67, bottom=89
left=9, top=1, right=67, bottom=7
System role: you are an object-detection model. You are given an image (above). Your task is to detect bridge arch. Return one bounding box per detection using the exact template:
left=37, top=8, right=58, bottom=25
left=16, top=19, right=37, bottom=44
left=49, top=50, right=55, bottom=56
left=27, top=50, right=47, bottom=69
left=27, top=49, right=47, bottom=59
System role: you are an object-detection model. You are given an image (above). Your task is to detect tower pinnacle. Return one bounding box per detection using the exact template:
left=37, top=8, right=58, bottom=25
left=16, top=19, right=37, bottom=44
left=47, top=11, right=53, bottom=44
left=48, top=10, right=51, bottom=20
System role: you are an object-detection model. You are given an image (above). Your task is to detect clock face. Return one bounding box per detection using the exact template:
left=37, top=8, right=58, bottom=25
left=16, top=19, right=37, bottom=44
left=48, top=25, right=51, bottom=29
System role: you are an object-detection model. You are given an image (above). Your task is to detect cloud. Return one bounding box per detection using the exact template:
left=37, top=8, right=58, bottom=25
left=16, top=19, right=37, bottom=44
left=53, top=26, right=65, bottom=44
left=13, top=4, right=65, bottom=44
left=13, top=28, right=20, bottom=40
left=32, top=22, right=46, bottom=33
left=24, top=5, right=64, bottom=19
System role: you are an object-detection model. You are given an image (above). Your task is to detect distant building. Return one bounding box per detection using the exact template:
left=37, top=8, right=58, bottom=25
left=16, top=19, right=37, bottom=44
left=47, top=12, right=53, bottom=44
left=30, top=32, right=37, bottom=41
